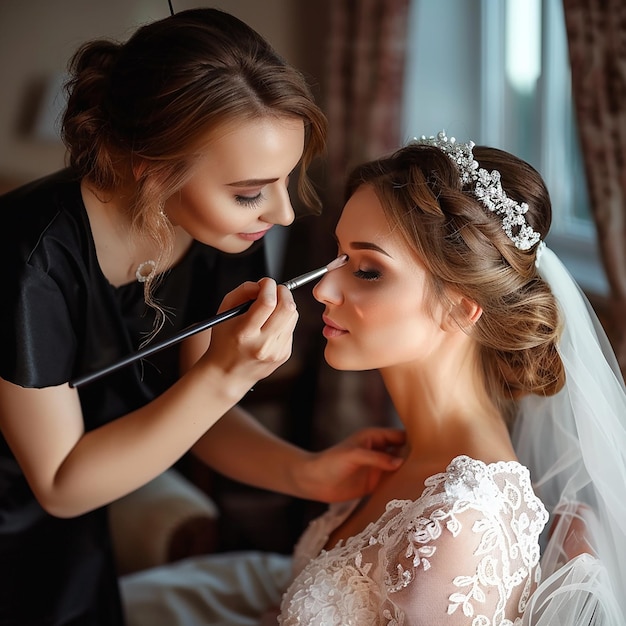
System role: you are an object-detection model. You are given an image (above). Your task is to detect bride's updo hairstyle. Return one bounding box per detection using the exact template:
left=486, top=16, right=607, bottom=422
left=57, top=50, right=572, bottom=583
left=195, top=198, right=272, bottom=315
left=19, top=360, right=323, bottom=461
left=61, top=7, right=327, bottom=262
left=346, top=142, right=566, bottom=418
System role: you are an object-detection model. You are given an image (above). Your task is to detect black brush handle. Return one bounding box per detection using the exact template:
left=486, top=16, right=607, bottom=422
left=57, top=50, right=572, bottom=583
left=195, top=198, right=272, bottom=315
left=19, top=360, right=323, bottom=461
left=69, top=259, right=341, bottom=388
left=69, top=299, right=252, bottom=388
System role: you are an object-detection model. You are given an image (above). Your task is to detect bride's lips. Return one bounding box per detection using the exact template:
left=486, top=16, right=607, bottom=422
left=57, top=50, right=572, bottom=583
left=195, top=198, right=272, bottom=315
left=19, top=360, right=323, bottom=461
left=238, top=226, right=272, bottom=242
left=322, top=314, right=348, bottom=339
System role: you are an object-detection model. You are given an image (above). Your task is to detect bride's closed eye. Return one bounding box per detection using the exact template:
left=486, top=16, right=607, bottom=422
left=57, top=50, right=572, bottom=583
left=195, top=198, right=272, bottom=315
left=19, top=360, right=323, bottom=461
left=354, top=268, right=382, bottom=281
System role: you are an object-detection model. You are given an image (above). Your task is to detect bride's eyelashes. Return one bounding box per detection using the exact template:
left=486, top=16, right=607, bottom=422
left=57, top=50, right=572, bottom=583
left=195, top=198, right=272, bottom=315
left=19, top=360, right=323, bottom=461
left=235, top=192, right=264, bottom=208
left=354, top=268, right=382, bottom=281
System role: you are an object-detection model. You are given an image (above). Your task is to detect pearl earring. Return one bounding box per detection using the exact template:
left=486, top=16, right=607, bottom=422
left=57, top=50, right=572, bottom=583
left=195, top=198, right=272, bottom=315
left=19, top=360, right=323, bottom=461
left=136, top=259, right=157, bottom=283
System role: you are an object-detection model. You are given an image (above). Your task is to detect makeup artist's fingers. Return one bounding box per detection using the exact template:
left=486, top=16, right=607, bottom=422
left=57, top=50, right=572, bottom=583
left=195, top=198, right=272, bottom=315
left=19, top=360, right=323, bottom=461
left=239, top=280, right=299, bottom=359
left=296, top=427, right=406, bottom=502
left=218, top=278, right=297, bottom=331
left=215, top=280, right=263, bottom=312
left=201, top=278, right=298, bottom=390
left=257, top=283, right=299, bottom=332
left=348, top=427, right=407, bottom=456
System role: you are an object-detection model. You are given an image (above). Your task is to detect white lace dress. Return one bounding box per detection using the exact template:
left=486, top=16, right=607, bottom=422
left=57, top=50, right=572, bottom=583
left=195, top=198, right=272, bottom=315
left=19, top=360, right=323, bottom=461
left=279, top=455, right=548, bottom=626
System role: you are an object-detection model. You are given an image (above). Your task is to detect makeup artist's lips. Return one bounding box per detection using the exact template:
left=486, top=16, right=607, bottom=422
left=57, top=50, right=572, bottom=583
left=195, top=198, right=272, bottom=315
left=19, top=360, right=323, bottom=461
left=322, top=314, right=348, bottom=339
left=238, top=226, right=272, bottom=242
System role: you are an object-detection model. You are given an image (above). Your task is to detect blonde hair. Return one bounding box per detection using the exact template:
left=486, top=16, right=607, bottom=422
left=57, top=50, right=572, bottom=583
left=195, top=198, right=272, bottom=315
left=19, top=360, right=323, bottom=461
left=346, top=144, right=565, bottom=419
left=61, top=8, right=327, bottom=334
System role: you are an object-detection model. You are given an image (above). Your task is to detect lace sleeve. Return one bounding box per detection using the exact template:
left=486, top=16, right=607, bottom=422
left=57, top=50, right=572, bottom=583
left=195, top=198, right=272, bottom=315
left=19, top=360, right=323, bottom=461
left=279, top=458, right=546, bottom=626
left=383, top=464, right=546, bottom=625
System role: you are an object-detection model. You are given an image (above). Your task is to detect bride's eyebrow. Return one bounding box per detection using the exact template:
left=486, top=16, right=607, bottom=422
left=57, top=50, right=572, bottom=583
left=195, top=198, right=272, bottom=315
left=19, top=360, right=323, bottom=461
left=349, top=241, right=392, bottom=258
left=227, top=177, right=278, bottom=187
left=333, top=234, right=392, bottom=258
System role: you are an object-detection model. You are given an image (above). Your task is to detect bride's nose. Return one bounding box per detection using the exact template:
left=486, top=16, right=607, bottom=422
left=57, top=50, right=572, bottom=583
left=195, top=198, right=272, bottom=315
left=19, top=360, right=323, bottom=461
left=313, top=269, right=343, bottom=305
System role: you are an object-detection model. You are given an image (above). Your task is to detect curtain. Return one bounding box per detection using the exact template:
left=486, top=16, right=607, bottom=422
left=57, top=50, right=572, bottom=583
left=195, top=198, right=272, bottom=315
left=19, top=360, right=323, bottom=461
left=300, top=0, right=411, bottom=453
left=562, top=0, right=626, bottom=372
left=326, top=0, right=410, bottom=202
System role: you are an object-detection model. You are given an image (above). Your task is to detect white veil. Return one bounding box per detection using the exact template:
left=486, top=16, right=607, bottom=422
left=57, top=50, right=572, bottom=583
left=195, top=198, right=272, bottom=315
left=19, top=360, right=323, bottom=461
left=513, top=246, right=626, bottom=625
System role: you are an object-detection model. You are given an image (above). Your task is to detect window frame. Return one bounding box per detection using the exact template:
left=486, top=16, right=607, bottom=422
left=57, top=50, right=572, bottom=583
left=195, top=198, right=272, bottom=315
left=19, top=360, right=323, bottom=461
left=480, top=0, right=608, bottom=295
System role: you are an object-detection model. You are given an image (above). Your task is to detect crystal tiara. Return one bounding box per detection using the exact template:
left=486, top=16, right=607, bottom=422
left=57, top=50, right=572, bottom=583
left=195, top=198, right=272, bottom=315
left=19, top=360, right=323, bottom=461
left=414, top=131, right=542, bottom=251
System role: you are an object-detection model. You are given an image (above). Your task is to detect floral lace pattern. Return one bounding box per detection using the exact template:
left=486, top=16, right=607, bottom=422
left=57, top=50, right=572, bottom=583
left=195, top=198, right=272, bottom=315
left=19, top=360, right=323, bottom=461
left=279, top=456, right=548, bottom=626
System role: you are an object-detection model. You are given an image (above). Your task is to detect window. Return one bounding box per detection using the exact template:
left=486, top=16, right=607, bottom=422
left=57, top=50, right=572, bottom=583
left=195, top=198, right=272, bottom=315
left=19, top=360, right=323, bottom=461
left=402, top=0, right=607, bottom=295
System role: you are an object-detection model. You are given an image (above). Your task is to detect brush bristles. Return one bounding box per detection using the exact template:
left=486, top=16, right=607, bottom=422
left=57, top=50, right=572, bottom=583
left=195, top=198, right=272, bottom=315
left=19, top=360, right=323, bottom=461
left=326, top=254, right=348, bottom=271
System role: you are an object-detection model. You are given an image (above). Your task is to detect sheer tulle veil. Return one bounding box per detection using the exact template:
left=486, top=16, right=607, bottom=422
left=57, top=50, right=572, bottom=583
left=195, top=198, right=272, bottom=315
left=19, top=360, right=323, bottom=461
left=513, top=246, right=626, bottom=625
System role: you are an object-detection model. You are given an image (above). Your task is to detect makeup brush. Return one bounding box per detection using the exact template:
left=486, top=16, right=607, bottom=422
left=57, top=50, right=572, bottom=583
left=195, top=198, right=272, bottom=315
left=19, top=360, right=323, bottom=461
left=70, top=254, right=348, bottom=388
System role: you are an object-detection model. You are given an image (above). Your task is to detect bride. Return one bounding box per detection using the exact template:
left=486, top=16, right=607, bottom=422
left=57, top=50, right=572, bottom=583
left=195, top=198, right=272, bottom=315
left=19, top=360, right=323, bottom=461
left=279, top=133, right=626, bottom=624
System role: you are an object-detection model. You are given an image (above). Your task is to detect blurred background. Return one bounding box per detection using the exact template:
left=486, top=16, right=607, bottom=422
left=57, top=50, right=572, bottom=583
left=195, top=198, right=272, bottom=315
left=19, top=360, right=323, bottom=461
left=0, top=0, right=324, bottom=184
left=2, top=0, right=624, bottom=569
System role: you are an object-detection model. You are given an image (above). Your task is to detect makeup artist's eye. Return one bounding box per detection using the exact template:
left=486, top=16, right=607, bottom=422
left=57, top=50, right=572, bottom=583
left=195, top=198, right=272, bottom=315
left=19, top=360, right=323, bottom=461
left=235, top=192, right=263, bottom=208
left=354, top=268, right=382, bottom=281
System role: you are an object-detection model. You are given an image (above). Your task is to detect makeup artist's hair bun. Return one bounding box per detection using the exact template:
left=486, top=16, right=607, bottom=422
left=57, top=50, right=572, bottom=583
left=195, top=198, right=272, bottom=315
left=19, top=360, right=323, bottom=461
left=62, top=40, right=122, bottom=189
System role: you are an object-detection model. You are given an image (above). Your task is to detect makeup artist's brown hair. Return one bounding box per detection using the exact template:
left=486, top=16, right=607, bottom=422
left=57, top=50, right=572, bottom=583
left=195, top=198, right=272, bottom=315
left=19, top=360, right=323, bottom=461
left=61, top=7, right=327, bottom=324
left=346, top=144, right=565, bottom=420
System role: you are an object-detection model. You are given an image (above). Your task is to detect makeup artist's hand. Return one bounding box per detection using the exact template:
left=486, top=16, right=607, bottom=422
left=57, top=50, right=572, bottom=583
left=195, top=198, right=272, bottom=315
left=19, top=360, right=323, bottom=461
left=199, top=278, right=298, bottom=400
left=296, top=427, right=406, bottom=502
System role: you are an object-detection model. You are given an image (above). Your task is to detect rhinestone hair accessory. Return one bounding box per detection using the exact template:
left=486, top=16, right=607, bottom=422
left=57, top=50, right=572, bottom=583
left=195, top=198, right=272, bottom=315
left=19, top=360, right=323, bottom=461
left=415, top=131, right=542, bottom=251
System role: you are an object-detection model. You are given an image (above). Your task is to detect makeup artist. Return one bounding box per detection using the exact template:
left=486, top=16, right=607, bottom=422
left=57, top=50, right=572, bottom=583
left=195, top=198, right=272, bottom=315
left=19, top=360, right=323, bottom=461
left=0, top=9, right=404, bottom=626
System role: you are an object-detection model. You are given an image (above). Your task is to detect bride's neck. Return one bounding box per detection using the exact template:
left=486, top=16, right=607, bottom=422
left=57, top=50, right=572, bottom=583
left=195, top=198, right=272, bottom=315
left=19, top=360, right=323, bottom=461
left=381, top=355, right=507, bottom=461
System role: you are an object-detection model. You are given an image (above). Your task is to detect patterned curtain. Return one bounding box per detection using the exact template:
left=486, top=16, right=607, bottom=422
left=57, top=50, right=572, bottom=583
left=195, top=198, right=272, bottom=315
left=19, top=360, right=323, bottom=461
left=301, top=0, right=411, bottom=451
left=326, top=0, right=410, bottom=202
left=562, top=0, right=626, bottom=372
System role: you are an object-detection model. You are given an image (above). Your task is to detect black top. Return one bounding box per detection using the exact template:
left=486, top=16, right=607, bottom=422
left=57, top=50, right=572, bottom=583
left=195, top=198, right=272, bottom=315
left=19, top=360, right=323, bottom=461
left=0, top=169, right=267, bottom=625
